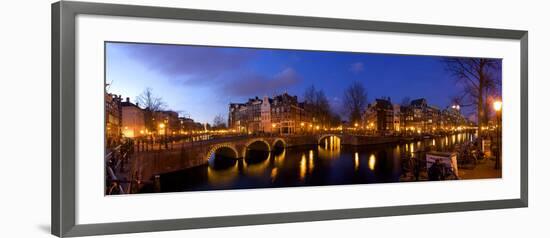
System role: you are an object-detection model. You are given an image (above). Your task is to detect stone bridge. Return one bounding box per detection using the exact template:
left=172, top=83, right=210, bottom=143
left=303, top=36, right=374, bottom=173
left=132, top=133, right=402, bottom=181
left=197, top=136, right=292, bottom=162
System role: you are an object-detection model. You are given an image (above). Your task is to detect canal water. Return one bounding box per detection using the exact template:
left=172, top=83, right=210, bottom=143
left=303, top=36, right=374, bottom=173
left=157, top=133, right=475, bottom=193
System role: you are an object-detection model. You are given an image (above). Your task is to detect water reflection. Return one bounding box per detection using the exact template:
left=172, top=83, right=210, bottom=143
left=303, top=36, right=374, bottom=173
left=207, top=159, right=238, bottom=185
left=270, top=168, right=278, bottom=182
left=354, top=152, right=360, bottom=171
left=308, top=150, right=315, bottom=174
left=299, top=154, right=307, bottom=181
left=368, top=154, right=376, bottom=171
left=243, top=151, right=271, bottom=177
left=318, top=136, right=341, bottom=159
left=158, top=132, right=474, bottom=192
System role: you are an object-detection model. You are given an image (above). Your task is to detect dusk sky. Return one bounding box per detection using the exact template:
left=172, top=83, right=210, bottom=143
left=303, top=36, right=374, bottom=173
left=106, top=42, right=501, bottom=124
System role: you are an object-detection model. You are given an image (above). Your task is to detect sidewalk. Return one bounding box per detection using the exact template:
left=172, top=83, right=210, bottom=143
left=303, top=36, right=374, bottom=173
left=459, top=159, right=502, bottom=179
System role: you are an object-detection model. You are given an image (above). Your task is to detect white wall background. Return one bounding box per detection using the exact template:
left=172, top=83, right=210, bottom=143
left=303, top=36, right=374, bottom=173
left=0, top=0, right=546, bottom=237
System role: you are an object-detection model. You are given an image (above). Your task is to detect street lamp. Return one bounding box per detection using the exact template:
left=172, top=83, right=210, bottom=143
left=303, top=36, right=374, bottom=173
left=493, top=101, right=502, bottom=112
left=159, top=123, right=165, bottom=134
left=493, top=100, right=502, bottom=170
left=158, top=123, right=168, bottom=149
left=272, top=123, right=277, bottom=135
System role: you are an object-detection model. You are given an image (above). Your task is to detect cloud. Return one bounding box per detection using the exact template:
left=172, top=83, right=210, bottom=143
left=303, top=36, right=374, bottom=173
left=111, top=43, right=302, bottom=98
left=113, top=43, right=256, bottom=84
left=350, top=62, right=365, bottom=73
left=222, top=67, right=301, bottom=96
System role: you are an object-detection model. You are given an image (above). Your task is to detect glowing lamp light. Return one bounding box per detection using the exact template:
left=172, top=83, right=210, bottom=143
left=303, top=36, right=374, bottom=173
left=493, top=101, right=502, bottom=112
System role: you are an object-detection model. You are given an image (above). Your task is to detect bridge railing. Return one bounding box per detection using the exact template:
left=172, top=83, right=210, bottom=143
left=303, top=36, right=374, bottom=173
left=105, top=141, right=135, bottom=195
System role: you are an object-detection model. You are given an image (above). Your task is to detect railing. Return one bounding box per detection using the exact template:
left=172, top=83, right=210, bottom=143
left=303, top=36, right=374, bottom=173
left=105, top=141, right=134, bottom=195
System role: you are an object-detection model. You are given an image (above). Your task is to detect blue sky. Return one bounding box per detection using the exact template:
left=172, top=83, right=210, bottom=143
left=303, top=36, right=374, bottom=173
left=106, top=42, right=501, bottom=124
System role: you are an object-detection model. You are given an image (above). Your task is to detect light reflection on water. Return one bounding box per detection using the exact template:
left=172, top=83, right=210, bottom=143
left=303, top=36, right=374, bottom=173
left=158, top=133, right=474, bottom=192
left=354, top=152, right=360, bottom=171
left=299, top=154, right=307, bottom=181
left=368, top=154, right=376, bottom=171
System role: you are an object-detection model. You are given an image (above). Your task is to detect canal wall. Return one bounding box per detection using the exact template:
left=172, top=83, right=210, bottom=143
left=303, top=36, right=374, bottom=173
left=132, top=146, right=207, bottom=183
left=129, top=133, right=446, bottom=189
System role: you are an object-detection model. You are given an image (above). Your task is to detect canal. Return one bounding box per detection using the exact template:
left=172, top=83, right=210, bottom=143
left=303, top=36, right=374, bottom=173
left=155, top=132, right=475, bottom=193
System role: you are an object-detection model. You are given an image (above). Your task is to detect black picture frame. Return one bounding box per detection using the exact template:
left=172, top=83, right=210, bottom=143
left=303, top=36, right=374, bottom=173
left=52, top=1, right=528, bottom=237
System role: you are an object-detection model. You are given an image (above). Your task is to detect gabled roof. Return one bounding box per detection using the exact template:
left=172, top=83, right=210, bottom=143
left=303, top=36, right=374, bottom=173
left=410, top=98, right=427, bottom=107
left=375, top=98, right=393, bottom=109
left=121, top=101, right=140, bottom=109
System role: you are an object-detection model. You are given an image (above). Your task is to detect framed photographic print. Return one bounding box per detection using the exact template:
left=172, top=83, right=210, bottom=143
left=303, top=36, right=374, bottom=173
left=52, top=1, right=528, bottom=237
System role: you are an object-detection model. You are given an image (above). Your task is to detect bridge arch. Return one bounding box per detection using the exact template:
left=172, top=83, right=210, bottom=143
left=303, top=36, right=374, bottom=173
left=272, top=138, right=287, bottom=150
left=205, top=143, right=240, bottom=163
left=318, top=134, right=342, bottom=144
left=242, top=139, right=271, bottom=159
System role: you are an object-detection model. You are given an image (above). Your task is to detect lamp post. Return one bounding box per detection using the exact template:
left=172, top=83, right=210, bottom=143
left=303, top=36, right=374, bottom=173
left=159, top=123, right=166, bottom=150
left=272, top=123, right=277, bottom=135
left=493, top=100, right=502, bottom=170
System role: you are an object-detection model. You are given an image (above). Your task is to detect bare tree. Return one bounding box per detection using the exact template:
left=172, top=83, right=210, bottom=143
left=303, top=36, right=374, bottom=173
left=212, top=114, right=227, bottom=129
left=343, top=81, right=368, bottom=124
left=136, top=88, right=167, bottom=131
left=304, top=85, right=317, bottom=105
left=303, top=85, right=334, bottom=127
left=443, top=58, right=501, bottom=134
left=401, top=96, right=411, bottom=107
left=136, top=87, right=167, bottom=111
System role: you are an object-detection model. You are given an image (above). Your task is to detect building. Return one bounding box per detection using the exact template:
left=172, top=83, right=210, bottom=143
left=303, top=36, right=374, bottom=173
left=425, top=105, right=440, bottom=132
left=363, top=98, right=394, bottom=134
left=440, top=105, right=467, bottom=130
left=121, top=97, right=146, bottom=138
left=401, top=98, right=470, bottom=134
left=228, top=96, right=262, bottom=133
left=260, top=96, right=272, bottom=133
left=402, top=98, right=438, bottom=133
left=105, top=93, right=122, bottom=148
left=178, top=117, right=204, bottom=133
left=393, top=104, right=402, bottom=132
left=153, top=110, right=180, bottom=135
left=228, top=93, right=312, bottom=135
left=270, top=93, right=311, bottom=134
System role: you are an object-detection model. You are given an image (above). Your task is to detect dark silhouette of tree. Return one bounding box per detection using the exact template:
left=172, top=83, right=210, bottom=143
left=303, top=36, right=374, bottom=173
left=136, top=87, right=167, bottom=132
left=443, top=58, right=501, bottom=134
left=304, top=85, right=317, bottom=105
left=303, top=85, right=335, bottom=127
left=212, top=114, right=227, bottom=129
left=343, top=81, right=368, bottom=124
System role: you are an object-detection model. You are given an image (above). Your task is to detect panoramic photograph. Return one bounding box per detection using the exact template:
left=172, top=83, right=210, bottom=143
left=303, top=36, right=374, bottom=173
left=104, top=42, right=503, bottom=195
